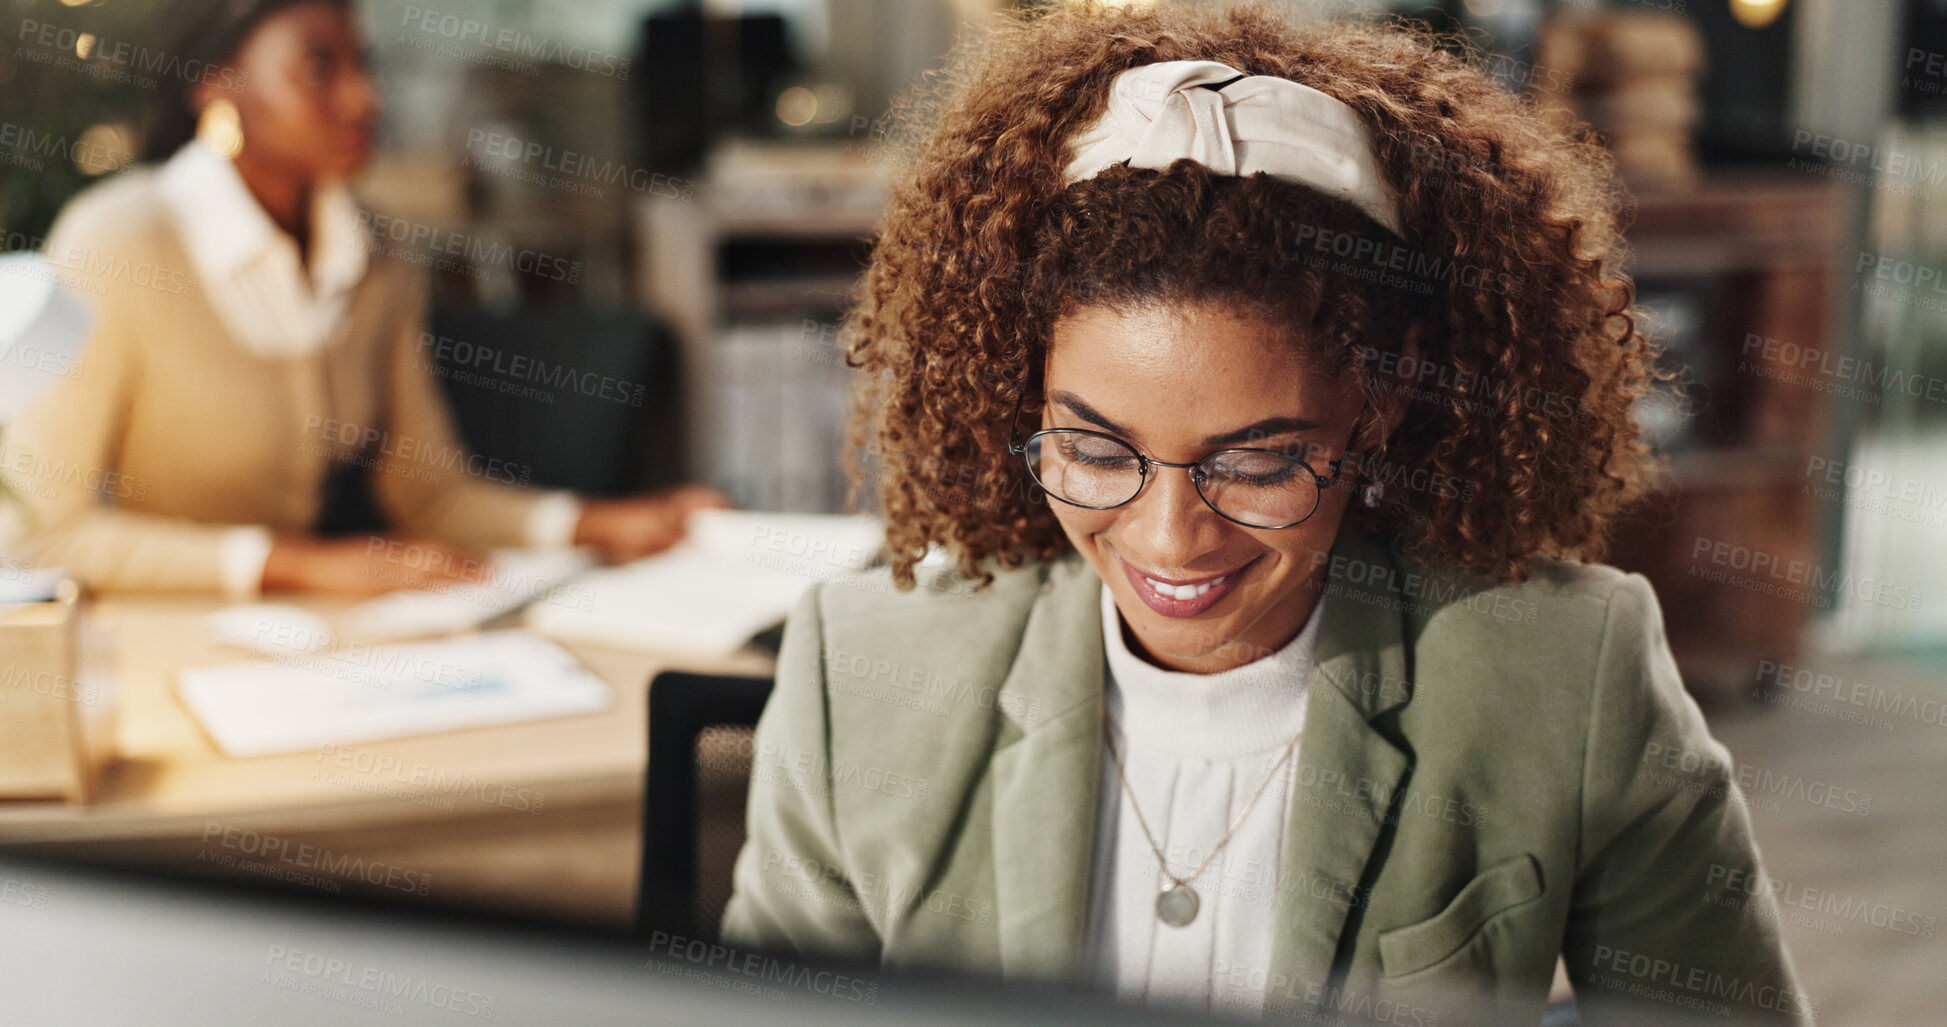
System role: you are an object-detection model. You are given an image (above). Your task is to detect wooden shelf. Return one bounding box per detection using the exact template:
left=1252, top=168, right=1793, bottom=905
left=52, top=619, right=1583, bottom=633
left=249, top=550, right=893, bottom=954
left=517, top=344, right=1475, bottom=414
left=719, top=277, right=860, bottom=319
left=1608, top=170, right=1848, bottom=696
left=1627, top=171, right=1849, bottom=276
left=1660, top=446, right=1810, bottom=489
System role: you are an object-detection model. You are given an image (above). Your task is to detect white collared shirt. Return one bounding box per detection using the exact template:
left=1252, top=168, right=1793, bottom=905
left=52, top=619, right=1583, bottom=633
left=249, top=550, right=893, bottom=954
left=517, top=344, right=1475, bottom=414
left=157, top=139, right=368, bottom=360
left=154, top=142, right=578, bottom=598
left=1083, top=583, right=1323, bottom=1020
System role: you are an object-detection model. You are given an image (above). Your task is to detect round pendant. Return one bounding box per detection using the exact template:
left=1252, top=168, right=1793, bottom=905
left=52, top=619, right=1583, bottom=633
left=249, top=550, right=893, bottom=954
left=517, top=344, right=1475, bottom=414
left=1156, top=883, right=1199, bottom=927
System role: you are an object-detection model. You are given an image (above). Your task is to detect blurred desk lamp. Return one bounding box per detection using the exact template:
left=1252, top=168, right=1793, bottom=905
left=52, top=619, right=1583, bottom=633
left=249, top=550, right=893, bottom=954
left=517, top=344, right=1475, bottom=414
left=0, top=253, right=92, bottom=418
left=0, top=252, right=92, bottom=602
left=0, top=253, right=110, bottom=804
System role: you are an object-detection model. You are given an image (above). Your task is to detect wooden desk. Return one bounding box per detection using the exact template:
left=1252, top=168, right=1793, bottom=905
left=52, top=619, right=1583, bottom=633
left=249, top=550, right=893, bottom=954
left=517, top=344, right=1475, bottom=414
left=0, top=595, right=773, bottom=931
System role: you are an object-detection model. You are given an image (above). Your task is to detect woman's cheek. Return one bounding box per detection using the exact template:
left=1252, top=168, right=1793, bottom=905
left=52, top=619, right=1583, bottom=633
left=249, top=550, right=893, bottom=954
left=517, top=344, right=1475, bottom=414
left=1051, top=505, right=1112, bottom=552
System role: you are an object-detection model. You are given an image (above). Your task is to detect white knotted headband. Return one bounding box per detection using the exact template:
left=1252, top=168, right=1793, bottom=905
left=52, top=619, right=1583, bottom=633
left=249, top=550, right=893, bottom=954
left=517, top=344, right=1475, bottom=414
left=1062, top=60, right=1405, bottom=237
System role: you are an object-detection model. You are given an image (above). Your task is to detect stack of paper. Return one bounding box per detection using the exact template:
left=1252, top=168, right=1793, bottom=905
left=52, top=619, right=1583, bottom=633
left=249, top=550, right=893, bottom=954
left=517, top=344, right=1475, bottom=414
left=176, top=630, right=611, bottom=758
left=707, top=320, right=856, bottom=512
left=522, top=509, right=886, bottom=658
left=342, top=548, right=596, bottom=641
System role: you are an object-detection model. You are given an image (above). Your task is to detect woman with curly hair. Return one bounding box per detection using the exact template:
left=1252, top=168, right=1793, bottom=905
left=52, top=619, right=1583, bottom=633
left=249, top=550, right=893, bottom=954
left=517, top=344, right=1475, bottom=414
left=723, top=3, right=1809, bottom=1023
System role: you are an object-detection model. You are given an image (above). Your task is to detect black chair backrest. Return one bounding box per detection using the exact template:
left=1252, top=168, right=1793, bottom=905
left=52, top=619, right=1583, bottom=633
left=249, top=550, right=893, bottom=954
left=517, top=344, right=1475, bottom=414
left=638, top=671, right=775, bottom=940
left=428, top=305, right=681, bottom=496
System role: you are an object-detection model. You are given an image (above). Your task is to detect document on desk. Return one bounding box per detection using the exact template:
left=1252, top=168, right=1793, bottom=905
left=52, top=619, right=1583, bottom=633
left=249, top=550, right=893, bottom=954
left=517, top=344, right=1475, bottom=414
left=522, top=510, right=886, bottom=658
left=175, top=630, right=611, bottom=758
left=341, top=548, right=598, bottom=642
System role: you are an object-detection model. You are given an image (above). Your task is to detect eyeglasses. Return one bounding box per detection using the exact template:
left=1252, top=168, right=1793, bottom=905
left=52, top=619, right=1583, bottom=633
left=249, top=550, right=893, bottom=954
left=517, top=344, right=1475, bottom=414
left=1007, top=392, right=1346, bottom=530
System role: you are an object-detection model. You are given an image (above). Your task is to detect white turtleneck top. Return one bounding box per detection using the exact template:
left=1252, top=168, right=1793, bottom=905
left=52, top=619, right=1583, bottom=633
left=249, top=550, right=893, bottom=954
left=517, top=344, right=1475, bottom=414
left=1082, top=582, right=1324, bottom=1021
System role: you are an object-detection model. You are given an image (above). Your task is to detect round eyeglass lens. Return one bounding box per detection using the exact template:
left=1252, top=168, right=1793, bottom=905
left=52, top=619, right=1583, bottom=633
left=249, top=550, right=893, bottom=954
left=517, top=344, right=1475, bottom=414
left=1196, top=449, right=1321, bottom=527
left=1025, top=431, right=1144, bottom=508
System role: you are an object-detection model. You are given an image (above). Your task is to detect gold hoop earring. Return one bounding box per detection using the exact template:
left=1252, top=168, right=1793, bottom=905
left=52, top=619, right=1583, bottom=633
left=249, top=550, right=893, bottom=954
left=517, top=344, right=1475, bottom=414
left=196, top=97, right=244, bottom=160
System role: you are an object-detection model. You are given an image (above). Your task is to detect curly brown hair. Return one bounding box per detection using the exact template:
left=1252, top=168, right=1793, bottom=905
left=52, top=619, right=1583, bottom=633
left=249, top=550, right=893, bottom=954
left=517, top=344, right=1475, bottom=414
left=845, top=0, right=1658, bottom=589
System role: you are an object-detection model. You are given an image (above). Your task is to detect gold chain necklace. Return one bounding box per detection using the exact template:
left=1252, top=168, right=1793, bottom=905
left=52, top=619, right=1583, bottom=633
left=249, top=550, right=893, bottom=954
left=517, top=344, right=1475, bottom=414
left=1102, top=714, right=1303, bottom=927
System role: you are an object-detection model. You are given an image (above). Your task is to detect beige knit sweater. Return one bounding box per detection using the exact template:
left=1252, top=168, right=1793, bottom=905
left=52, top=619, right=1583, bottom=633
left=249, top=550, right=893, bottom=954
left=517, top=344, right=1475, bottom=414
left=0, top=169, right=551, bottom=593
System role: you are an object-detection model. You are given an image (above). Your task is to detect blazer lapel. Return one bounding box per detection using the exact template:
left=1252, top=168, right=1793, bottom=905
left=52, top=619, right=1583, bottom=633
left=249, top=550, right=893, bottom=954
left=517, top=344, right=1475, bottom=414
left=1266, top=529, right=1414, bottom=1012
left=989, top=556, right=1106, bottom=983
left=984, top=532, right=1415, bottom=996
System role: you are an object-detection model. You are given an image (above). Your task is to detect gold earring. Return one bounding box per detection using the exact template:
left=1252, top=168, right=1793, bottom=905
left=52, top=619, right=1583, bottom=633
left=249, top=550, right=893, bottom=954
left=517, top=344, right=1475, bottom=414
left=196, top=97, right=244, bottom=160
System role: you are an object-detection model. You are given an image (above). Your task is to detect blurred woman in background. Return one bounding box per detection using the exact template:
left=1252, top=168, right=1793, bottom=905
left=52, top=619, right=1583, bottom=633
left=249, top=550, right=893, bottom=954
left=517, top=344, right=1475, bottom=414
left=1, top=0, right=724, bottom=597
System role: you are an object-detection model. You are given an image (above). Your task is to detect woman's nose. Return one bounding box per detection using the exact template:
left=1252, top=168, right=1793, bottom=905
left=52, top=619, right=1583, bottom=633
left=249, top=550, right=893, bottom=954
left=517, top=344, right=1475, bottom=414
left=1119, top=464, right=1227, bottom=566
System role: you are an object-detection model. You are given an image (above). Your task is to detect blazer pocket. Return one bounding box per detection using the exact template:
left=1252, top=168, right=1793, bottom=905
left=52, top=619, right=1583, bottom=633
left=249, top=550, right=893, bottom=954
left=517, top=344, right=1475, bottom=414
left=1378, top=854, right=1544, bottom=979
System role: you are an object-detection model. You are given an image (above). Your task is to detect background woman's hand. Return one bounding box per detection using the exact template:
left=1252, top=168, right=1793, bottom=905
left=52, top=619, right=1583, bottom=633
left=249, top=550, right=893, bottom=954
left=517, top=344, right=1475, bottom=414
left=573, top=485, right=735, bottom=563
left=261, top=535, right=489, bottom=597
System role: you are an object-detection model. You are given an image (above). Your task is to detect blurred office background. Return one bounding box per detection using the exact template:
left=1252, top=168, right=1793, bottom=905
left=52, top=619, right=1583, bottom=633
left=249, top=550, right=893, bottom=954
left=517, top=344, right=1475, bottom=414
left=1, top=0, right=1944, bottom=1022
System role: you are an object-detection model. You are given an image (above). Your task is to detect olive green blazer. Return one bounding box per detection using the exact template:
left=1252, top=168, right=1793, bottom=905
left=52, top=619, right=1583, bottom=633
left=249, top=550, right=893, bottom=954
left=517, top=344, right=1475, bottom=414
left=722, top=527, right=1812, bottom=1025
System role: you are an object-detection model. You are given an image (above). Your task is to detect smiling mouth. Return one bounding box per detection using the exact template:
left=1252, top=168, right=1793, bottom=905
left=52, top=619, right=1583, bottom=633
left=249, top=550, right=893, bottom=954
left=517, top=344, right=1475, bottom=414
left=1141, top=572, right=1231, bottom=601
left=1116, top=554, right=1260, bottom=618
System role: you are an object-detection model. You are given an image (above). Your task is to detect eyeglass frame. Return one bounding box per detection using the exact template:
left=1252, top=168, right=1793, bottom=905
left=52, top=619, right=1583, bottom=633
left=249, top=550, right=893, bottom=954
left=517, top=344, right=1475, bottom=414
left=1004, top=386, right=1350, bottom=530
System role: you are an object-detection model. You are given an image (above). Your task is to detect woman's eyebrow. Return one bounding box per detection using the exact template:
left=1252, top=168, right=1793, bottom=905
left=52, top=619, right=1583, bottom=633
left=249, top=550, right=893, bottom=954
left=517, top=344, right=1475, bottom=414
left=1051, top=392, right=1324, bottom=447
left=1201, top=416, right=1325, bottom=447
left=1051, top=391, right=1135, bottom=437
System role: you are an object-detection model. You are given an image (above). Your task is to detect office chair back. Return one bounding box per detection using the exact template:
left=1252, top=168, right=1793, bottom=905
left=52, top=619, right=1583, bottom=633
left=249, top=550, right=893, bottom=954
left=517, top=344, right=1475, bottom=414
left=639, top=671, right=775, bottom=940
